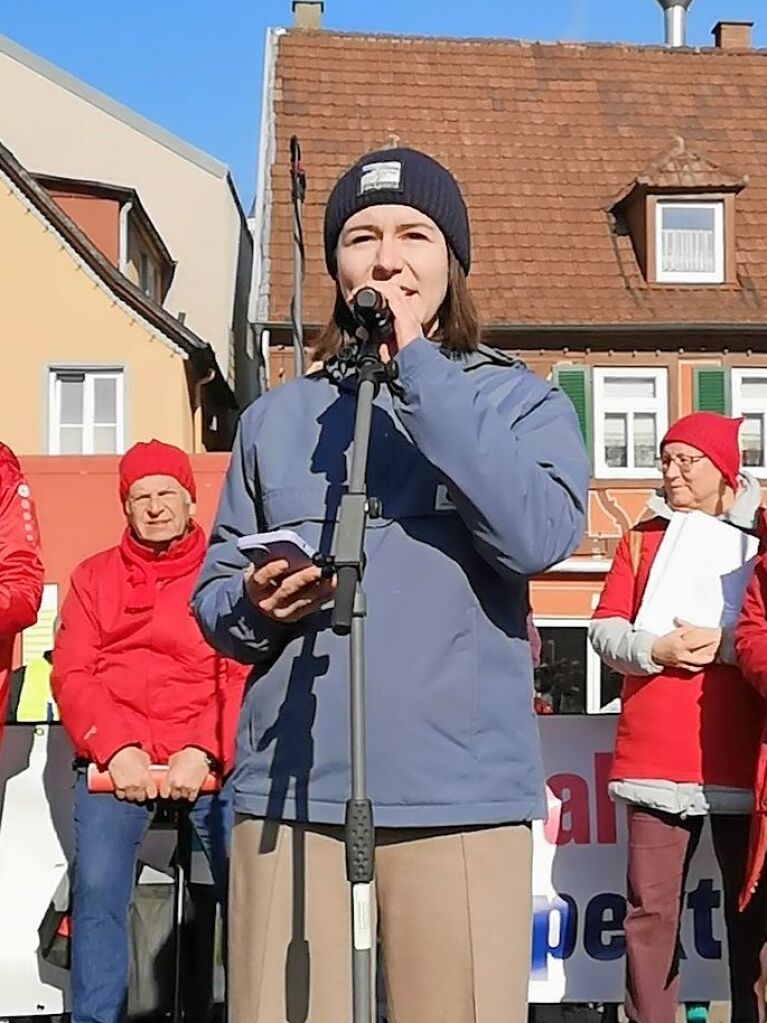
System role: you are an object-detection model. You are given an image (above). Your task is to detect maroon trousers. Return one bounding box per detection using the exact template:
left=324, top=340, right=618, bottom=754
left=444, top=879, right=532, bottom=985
left=625, top=807, right=767, bottom=1023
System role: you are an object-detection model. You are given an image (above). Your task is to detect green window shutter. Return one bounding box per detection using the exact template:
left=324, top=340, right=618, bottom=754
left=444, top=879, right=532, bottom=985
left=693, top=367, right=731, bottom=414
left=553, top=364, right=592, bottom=456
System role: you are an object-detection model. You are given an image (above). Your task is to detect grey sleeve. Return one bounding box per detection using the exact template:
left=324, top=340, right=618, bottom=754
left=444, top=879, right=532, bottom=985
left=588, top=616, right=662, bottom=677
left=390, top=340, right=589, bottom=578
left=192, top=414, right=298, bottom=665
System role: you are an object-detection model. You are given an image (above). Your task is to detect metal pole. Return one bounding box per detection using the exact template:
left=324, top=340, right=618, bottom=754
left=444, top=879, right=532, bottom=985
left=290, top=136, right=306, bottom=378
left=665, top=5, right=686, bottom=45
left=332, top=352, right=386, bottom=1023
left=349, top=585, right=373, bottom=1022
left=656, top=0, right=693, bottom=47
left=172, top=804, right=190, bottom=1023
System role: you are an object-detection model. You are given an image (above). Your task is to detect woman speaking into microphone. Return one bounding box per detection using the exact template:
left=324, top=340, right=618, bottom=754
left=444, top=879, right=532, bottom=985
left=193, top=147, right=589, bottom=1023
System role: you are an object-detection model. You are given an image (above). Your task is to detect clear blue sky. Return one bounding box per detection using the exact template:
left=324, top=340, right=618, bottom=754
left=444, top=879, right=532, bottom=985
left=1, top=0, right=763, bottom=210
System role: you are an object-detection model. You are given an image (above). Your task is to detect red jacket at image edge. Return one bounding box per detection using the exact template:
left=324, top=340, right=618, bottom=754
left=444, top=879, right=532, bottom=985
left=0, top=444, right=44, bottom=739
left=734, top=536, right=767, bottom=909
left=51, top=523, right=249, bottom=774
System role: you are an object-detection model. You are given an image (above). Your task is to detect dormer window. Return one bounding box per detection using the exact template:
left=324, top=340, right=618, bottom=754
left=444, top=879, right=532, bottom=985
left=610, top=137, right=744, bottom=288
left=655, top=200, right=724, bottom=284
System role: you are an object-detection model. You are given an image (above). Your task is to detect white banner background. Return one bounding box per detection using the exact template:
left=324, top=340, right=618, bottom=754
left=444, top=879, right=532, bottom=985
left=529, top=716, right=728, bottom=1003
left=0, top=717, right=730, bottom=1013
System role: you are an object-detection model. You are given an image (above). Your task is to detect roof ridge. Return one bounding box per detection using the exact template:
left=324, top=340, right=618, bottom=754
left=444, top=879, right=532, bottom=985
left=281, top=26, right=767, bottom=55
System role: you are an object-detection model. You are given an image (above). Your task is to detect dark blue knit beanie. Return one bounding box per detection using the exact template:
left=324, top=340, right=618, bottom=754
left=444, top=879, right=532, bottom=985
left=323, top=148, right=471, bottom=278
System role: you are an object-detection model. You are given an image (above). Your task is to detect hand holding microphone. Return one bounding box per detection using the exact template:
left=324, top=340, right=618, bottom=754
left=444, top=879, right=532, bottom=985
left=352, top=288, right=394, bottom=339
left=350, top=282, right=423, bottom=363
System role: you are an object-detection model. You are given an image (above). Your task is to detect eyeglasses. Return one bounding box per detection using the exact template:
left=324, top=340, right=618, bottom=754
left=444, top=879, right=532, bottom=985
left=657, top=453, right=708, bottom=475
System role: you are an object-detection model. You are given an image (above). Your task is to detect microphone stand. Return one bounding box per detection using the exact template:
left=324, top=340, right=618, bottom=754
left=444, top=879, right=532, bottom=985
left=289, top=136, right=306, bottom=378
left=328, top=331, right=398, bottom=1023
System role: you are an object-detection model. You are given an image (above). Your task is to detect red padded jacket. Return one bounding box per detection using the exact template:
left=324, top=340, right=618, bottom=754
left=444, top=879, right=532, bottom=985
left=734, top=549, right=767, bottom=907
left=593, top=517, right=762, bottom=790
left=51, top=523, right=248, bottom=772
left=0, top=444, right=44, bottom=738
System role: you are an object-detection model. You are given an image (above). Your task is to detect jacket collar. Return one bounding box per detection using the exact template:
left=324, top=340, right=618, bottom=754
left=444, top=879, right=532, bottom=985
left=119, top=522, right=205, bottom=611
left=321, top=338, right=520, bottom=394
left=646, top=471, right=763, bottom=531
left=121, top=521, right=203, bottom=565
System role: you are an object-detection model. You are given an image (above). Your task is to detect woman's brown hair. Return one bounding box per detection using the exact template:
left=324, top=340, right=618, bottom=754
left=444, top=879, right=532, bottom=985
left=312, top=250, right=482, bottom=364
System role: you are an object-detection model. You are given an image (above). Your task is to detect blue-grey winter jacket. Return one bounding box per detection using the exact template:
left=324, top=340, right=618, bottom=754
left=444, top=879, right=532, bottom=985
left=192, top=338, right=589, bottom=826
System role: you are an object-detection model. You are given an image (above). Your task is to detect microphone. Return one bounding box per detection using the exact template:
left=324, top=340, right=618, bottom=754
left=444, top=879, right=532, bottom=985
left=351, top=287, right=393, bottom=339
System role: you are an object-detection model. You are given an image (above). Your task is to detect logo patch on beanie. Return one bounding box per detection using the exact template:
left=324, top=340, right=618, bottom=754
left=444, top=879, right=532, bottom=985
left=358, top=161, right=403, bottom=196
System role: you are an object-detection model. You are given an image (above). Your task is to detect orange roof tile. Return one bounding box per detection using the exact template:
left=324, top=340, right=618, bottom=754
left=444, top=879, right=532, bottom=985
left=264, top=30, right=767, bottom=330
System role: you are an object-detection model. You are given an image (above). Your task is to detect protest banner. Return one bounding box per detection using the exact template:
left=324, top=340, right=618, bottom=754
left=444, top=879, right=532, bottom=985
left=0, top=717, right=729, bottom=1012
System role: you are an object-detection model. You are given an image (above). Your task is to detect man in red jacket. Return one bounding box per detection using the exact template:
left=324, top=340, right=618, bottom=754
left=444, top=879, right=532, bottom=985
left=52, top=440, right=246, bottom=1023
left=0, top=442, right=44, bottom=737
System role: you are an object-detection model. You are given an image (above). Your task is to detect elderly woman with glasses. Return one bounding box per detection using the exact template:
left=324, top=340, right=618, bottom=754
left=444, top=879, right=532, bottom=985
left=589, top=412, right=767, bottom=1023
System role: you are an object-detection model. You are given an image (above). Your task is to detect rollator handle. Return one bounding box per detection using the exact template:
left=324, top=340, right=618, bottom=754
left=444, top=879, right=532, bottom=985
left=86, top=763, right=220, bottom=794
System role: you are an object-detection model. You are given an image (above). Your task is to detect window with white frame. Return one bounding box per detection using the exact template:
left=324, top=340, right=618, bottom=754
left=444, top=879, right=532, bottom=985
left=139, top=251, right=156, bottom=299
left=598, top=661, right=623, bottom=714
left=532, top=619, right=618, bottom=715
left=655, top=200, right=724, bottom=284
left=48, top=369, right=125, bottom=455
left=593, top=368, right=668, bottom=478
left=732, top=369, right=767, bottom=474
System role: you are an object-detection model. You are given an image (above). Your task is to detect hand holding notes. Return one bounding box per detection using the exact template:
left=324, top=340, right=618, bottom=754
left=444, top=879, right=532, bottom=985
left=238, top=528, right=336, bottom=624
left=651, top=619, right=722, bottom=674
left=244, top=559, right=336, bottom=624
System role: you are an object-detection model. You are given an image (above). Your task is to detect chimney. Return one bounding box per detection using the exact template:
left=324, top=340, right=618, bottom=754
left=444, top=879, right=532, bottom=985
left=712, top=20, right=753, bottom=50
left=656, top=0, right=693, bottom=47
left=292, top=1, right=324, bottom=29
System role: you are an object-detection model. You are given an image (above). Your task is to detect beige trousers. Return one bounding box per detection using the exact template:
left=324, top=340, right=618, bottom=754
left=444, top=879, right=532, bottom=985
left=228, top=816, right=532, bottom=1023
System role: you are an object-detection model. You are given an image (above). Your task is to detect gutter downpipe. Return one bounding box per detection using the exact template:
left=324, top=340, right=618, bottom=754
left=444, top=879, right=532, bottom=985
left=192, top=367, right=216, bottom=453
left=118, top=200, right=132, bottom=272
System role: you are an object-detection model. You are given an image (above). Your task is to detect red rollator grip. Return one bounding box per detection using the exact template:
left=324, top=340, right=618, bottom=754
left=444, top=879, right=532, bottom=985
left=86, top=763, right=220, bottom=794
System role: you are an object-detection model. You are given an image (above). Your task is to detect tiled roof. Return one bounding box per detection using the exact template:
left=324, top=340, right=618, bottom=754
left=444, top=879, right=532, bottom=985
left=265, top=30, right=767, bottom=329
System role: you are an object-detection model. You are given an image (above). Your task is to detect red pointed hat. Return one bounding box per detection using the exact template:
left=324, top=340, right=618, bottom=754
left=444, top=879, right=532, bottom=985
left=118, top=439, right=196, bottom=502
left=660, top=412, right=742, bottom=489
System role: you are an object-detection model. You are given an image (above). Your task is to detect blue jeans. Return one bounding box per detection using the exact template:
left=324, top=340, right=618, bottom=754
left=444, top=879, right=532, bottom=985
left=71, top=771, right=233, bottom=1023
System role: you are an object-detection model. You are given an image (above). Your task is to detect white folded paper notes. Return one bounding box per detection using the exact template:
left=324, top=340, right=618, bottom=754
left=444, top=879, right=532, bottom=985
left=634, top=510, right=758, bottom=635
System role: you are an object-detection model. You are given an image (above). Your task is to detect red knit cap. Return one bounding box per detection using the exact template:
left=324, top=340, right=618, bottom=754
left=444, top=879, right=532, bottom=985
left=660, top=412, right=743, bottom=489
left=119, top=440, right=196, bottom=503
